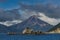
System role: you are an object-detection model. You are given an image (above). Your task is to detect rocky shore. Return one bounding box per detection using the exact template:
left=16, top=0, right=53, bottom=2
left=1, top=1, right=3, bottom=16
left=8, top=27, right=46, bottom=35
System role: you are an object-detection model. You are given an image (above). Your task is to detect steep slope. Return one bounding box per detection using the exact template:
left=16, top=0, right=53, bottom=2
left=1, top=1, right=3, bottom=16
left=0, top=24, right=8, bottom=33
left=9, top=15, right=53, bottom=32
left=48, top=23, right=60, bottom=32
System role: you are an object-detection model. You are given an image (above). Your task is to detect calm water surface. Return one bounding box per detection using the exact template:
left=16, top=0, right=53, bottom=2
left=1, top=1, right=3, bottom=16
left=0, top=34, right=60, bottom=40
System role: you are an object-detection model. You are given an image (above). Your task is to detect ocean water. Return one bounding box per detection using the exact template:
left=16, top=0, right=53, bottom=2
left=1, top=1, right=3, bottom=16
left=0, top=34, right=60, bottom=40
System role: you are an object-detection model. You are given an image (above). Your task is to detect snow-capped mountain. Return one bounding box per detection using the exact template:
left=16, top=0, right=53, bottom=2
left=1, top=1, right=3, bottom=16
left=9, top=15, right=53, bottom=32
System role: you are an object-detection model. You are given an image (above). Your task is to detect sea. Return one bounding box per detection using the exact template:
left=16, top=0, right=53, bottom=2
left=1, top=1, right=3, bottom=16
left=0, top=34, right=60, bottom=40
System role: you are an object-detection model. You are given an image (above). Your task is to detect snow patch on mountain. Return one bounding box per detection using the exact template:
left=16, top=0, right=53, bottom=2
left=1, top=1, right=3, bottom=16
left=0, top=20, right=22, bottom=26
left=38, top=12, right=60, bottom=26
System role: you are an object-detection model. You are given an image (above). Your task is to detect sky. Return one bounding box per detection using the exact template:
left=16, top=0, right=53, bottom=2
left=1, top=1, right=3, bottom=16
left=0, top=0, right=60, bottom=9
left=0, top=0, right=20, bottom=9
left=0, top=0, right=60, bottom=26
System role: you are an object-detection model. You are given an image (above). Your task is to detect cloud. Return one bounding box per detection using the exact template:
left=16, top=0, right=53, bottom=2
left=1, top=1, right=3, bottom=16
left=19, top=9, right=37, bottom=20
left=20, top=3, right=60, bottom=18
left=0, top=9, right=21, bottom=21
left=1, top=3, right=59, bottom=26
left=38, top=12, right=60, bottom=26
left=19, top=3, right=60, bottom=25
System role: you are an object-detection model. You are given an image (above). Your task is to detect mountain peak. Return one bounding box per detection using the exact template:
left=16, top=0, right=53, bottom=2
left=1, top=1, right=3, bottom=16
left=27, top=15, right=39, bottom=24
left=30, top=15, right=38, bottom=19
left=10, top=15, right=53, bottom=32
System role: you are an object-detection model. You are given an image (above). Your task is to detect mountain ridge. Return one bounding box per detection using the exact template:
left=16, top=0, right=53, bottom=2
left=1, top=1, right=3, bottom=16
left=48, top=23, right=60, bottom=32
